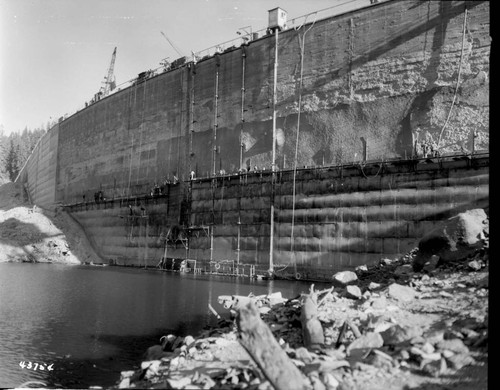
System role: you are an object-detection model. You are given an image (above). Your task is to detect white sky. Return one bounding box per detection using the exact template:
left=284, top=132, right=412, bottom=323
left=0, top=0, right=373, bottom=135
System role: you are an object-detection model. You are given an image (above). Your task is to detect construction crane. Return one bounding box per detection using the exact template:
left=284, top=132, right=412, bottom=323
left=99, top=47, right=117, bottom=97
left=160, top=31, right=184, bottom=58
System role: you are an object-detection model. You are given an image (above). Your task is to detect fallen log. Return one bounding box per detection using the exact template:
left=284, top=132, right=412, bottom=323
left=208, top=303, right=221, bottom=320
left=235, top=298, right=308, bottom=390
left=300, top=285, right=325, bottom=349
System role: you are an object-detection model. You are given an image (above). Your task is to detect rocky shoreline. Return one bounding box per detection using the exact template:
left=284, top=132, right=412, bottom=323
left=113, top=210, right=488, bottom=390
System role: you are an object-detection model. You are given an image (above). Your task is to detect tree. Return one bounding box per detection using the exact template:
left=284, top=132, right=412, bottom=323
left=5, top=139, right=19, bottom=181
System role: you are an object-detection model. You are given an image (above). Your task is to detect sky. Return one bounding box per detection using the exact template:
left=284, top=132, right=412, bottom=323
left=0, top=0, right=373, bottom=135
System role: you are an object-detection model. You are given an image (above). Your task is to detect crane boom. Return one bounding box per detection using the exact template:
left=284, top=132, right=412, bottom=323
left=100, top=47, right=117, bottom=97
left=160, top=31, right=184, bottom=58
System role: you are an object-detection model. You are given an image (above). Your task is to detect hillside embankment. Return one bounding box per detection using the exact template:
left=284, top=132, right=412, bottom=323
left=0, top=180, right=100, bottom=264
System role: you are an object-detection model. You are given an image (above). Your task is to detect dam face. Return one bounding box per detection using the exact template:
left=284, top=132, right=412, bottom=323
left=17, top=0, right=490, bottom=279
left=63, top=155, right=489, bottom=279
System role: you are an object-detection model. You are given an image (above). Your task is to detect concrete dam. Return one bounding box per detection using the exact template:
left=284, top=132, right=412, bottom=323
left=17, top=0, right=490, bottom=280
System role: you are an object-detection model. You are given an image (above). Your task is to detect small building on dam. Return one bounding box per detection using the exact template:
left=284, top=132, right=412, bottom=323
left=17, top=0, right=490, bottom=280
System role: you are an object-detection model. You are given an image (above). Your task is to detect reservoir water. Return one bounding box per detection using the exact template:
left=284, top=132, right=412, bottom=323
left=0, top=263, right=324, bottom=388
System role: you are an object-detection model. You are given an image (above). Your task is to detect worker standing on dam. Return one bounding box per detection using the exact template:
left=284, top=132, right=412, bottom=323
left=151, top=183, right=160, bottom=197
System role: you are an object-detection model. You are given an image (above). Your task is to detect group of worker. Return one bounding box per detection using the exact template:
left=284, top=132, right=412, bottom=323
left=414, top=140, right=440, bottom=159
left=85, top=167, right=273, bottom=206
left=156, top=258, right=189, bottom=272
left=149, top=176, right=179, bottom=197
left=188, top=165, right=269, bottom=180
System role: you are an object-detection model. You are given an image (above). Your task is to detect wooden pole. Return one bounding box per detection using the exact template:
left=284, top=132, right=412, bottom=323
left=235, top=299, right=307, bottom=390
left=269, top=28, right=279, bottom=275
left=300, top=285, right=325, bottom=349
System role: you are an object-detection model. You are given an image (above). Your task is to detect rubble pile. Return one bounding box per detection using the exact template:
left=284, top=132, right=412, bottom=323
left=116, top=258, right=488, bottom=389
left=116, top=209, right=488, bottom=389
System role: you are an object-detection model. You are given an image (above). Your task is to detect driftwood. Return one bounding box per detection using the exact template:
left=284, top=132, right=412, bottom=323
left=300, top=284, right=325, bottom=349
left=208, top=303, right=221, bottom=320
left=235, top=298, right=307, bottom=390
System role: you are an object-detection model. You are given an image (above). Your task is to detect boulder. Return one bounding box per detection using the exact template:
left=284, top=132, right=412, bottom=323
left=468, top=260, right=482, bottom=271
left=345, top=285, right=362, bottom=299
left=346, top=332, right=384, bottom=355
left=295, top=347, right=313, bottom=363
left=414, top=209, right=488, bottom=270
left=144, top=360, right=162, bottom=379
left=320, top=373, right=339, bottom=389
left=381, top=324, right=422, bottom=345
left=332, top=271, right=358, bottom=286
left=436, top=338, right=469, bottom=355
left=370, top=296, right=387, bottom=310
left=421, top=358, right=447, bottom=378
left=423, top=328, right=446, bottom=345
left=445, top=353, right=475, bottom=370
left=183, top=335, right=195, bottom=348
left=386, top=283, right=416, bottom=302
left=118, top=378, right=130, bottom=389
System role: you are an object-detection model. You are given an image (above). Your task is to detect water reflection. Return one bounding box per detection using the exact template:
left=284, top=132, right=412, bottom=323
left=0, top=263, right=327, bottom=388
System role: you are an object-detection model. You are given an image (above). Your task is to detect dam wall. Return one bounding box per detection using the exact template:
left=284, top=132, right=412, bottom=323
left=17, top=124, right=59, bottom=209
left=188, top=155, right=488, bottom=279
left=65, top=154, right=488, bottom=279
left=68, top=184, right=186, bottom=267
left=47, top=0, right=488, bottom=206
left=15, top=0, right=489, bottom=278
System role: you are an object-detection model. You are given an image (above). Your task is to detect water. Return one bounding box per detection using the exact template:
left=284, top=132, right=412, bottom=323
left=0, top=263, right=323, bottom=388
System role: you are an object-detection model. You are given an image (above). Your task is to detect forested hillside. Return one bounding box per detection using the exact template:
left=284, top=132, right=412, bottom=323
left=0, top=126, right=47, bottom=184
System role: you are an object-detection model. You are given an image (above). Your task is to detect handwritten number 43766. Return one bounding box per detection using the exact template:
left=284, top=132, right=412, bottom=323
left=19, top=361, right=54, bottom=371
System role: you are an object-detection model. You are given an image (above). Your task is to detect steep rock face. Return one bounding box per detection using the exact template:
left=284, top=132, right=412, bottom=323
left=414, top=208, right=488, bottom=269
left=277, top=0, right=490, bottom=166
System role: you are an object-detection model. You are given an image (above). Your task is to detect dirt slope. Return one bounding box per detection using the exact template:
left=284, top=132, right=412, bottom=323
left=0, top=181, right=101, bottom=264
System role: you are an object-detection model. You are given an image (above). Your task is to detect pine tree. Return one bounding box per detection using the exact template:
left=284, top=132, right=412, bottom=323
left=5, top=139, right=19, bottom=181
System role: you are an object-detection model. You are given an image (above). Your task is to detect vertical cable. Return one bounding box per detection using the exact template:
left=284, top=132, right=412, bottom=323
left=437, top=7, right=468, bottom=149
left=240, top=47, right=246, bottom=170
left=237, top=47, right=246, bottom=266
left=189, top=65, right=196, bottom=163
left=213, top=57, right=220, bottom=176
left=176, top=70, right=183, bottom=178
left=126, top=87, right=136, bottom=197
left=290, top=16, right=317, bottom=252
left=136, top=82, right=147, bottom=185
